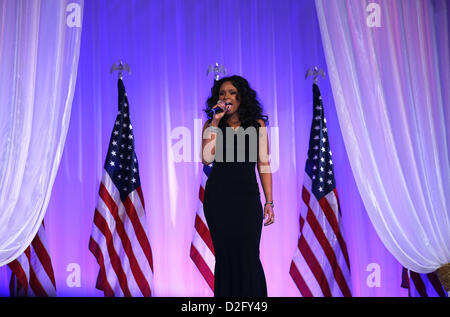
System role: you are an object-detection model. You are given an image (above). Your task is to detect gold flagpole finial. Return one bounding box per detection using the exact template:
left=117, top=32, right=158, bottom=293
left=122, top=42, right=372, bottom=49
left=207, top=62, right=227, bottom=81
left=111, top=60, right=131, bottom=79
left=305, top=66, right=325, bottom=84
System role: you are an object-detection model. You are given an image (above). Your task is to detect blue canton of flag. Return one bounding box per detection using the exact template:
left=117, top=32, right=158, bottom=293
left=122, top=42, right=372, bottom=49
left=104, top=79, right=141, bottom=201
left=305, top=83, right=335, bottom=200
left=203, top=164, right=212, bottom=177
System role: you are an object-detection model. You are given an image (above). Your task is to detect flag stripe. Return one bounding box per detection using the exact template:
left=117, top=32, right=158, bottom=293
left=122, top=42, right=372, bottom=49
left=410, top=272, right=428, bottom=297
left=136, top=186, right=146, bottom=210
left=291, top=243, right=323, bottom=296
left=303, top=183, right=350, bottom=271
left=300, top=213, right=345, bottom=297
left=88, top=237, right=115, bottom=297
left=94, top=186, right=148, bottom=296
left=293, top=184, right=351, bottom=297
left=194, top=214, right=215, bottom=255
left=9, top=273, right=16, bottom=296
left=123, top=193, right=154, bottom=271
left=8, top=223, right=56, bottom=297
left=192, top=228, right=215, bottom=272
left=93, top=209, right=132, bottom=296
left=190, top=244, right=215, bottom=291
left=305, top=205, right=351, bottom=296
left=8, top=255, right=29, bottom=295
left=30, top=233, right=56, bottom=288
left=317, top=199, right=342, bottom=256
left=299, top=211, right=305, bottom=231
left=199, top=186, right=205, bottom=203
left=401, top=267, right=447, bottom=297
left=99, top=183, right=151, bottom=297
left=289, top=261, right=314, bottom=297
left=302, top=183, right=351, bottom=276
left=102, top=175, right=153, bottom=276
left=28, top=271, right=46, bottom=296
left=25, top=247, right=47, bottom=297
left=322, top=193, right=350, bottom=269
left=90, top=224, right=126, bottom=296
left=333, top=188, right=342, bottom=217
left=302, top=184, right=351, bottom=296
left=298, top=234, right=332, bottom=296
left=30, top=243, right=56, bottom=296
left=427, top=273, right=447, bottom=297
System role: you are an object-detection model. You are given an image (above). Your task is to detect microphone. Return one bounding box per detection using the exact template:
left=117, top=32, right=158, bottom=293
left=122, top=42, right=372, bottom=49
left=208, top=101, right=231, bottom=115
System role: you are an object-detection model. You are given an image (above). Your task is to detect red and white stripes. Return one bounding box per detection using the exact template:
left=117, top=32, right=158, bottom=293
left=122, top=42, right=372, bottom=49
left=290, top=173, right=352, bottom=297
left=190, top=167, right=215, bottom=292
left=402, top=267, right=447, bottom=297
left=8, top=223, right=56, bottom=297
left=89, top=172, right=153, bottom=297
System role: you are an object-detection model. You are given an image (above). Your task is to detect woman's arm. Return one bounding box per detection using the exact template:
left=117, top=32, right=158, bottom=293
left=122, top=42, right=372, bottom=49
left=201, top=119, right=215, bottom=165
left=257, top=119, right=275, bottom=226
left=202, top=115, right=224, bottom=165
left=202, top=103, right=228, bottom=164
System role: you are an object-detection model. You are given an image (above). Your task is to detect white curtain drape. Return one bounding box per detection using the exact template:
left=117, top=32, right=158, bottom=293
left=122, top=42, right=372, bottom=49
left=0, top=0, right=83, bottom=266
left=315, top=0, right=450, bottom=274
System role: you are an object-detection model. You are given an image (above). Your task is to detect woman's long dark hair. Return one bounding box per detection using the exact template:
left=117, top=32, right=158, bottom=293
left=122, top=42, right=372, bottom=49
left=204, top=75, right=268, bottom=128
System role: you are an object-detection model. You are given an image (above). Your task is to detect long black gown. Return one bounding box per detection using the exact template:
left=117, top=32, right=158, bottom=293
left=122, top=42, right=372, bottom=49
left=203, top=122, right=267, bottom=297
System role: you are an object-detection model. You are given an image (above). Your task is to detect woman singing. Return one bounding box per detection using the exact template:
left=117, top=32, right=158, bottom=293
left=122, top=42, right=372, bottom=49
left=201, top=75, right=275, bottom=297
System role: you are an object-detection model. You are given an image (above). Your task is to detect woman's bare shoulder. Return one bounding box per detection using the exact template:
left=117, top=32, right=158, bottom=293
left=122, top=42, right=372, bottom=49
left=256, top=118, right=266, bottom=127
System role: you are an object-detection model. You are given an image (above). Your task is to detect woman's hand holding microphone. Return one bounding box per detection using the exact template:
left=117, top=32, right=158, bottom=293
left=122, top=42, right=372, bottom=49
left=210, top=100, right=231, bottom=126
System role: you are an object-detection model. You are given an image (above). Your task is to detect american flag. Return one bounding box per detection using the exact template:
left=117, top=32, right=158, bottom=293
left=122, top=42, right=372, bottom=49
left=7, top=222, right=56, bottom=297
left=289, top=83, right=352, bottom=297
left=89, top=78, right=154, bottom=297
left=190, top=164, right=215, bottom=292
left=401, top=267, right=447, bottom=297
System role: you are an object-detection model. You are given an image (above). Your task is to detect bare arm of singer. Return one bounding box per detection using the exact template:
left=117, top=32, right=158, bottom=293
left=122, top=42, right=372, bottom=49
left=202, top=119, right=218, bottom=165
left=256, top=119, right=274, bottom=226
